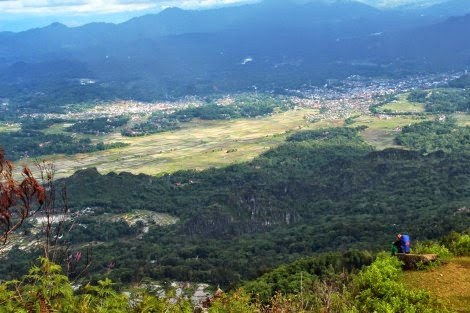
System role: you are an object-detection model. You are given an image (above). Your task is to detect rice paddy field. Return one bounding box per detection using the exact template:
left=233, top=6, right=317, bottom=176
left=22, top=109, right=319, bottom=178
left=9, top=93, right=468, bottom=179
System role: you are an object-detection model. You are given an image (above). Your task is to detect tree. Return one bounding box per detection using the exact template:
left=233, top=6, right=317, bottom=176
left=0, top=148, right=45, bottom=244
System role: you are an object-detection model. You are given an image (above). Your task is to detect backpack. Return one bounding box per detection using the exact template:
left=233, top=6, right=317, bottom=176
left=401, top=234, right=411, bottom=253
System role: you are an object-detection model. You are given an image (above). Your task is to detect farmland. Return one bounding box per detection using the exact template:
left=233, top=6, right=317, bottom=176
left=2, top=91, right=463, bottom=179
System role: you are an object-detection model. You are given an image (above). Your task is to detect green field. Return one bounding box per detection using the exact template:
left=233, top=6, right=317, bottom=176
left=0, top=123, right=20, bottom=133
left=13, top=93, right=452, bottom=178
left=350, top=114, right=431, bottom=150
left=23, top=109, right=319, bottom=178
left=454, top=113, right=470, bottom=126
left=379, top=93, right=426, bottom=113
left=19, top=108, right=435, bottom=178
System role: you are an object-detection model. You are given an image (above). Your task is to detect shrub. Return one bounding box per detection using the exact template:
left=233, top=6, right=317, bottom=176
left=412, top=241, right=453, bottom=259
left=453, top=234, right=470, bottom=256
left=440, top=231, right=470, bottom=256
left=346, top=252, right=450, bottom=313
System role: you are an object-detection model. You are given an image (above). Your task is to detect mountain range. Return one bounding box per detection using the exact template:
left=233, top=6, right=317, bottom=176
left=1, top=0, right=469, bottom=102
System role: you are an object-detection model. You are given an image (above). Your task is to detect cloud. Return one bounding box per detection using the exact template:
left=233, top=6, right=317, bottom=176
left=0, top=0, right=256, bottom=15
left=356, top=0, right=444, bottom=8
left=0, top=0, right=155, bottom=15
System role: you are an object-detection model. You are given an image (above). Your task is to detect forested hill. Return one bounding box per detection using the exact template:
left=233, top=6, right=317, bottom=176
left=50, top=125, right=470, bottom=286
left=1, top=0, right=470, bottom=103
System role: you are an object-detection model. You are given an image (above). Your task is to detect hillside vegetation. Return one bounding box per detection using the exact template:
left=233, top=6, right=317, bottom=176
left=2, top=230, right=468, bottom=312
left=2, top=121, right=468, bottom=289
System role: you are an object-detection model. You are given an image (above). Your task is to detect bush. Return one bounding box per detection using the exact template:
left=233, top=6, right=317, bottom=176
left=440, top=231, right=470, bottom=256
left=346, top=252, right=450, bottom=313
left=412, top=241, right=453, bottom=258
left=452, top=234, right=470, bottom=256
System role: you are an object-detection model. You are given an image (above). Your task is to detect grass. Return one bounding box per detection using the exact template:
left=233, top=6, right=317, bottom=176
left=23, top=109, right=319, bottom=178
left=400, top=257, right=470, bottom=313
left=349, top=114, right=431, bottom=150
left=0, top=123, right=20, bottom=133
left=379, top=93, right=426, bottom=113
left=454, top=113, right=470, bottom=127
left=17, top=105, right=437, bottom=178
left=11, top=92, right=447, bottom=178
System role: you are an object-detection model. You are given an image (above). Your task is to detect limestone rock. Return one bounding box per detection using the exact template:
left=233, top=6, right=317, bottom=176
left=395, top=253, right=438, bottom=269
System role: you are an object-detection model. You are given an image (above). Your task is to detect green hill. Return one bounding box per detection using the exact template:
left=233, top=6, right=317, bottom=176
left=2, top=122, right=468, bottom=288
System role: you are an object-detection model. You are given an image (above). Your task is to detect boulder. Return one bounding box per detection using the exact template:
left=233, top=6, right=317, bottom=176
left=395, top=253, right=438, bottom=269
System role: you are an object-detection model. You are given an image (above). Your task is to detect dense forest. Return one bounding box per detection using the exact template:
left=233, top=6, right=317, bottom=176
left=2, top=123, right=468, bottom=289
left=123, top=94, right=292, bottom=136
left=0, top=129, right=128, bottom=161
left=1, top=227, right=468, bottom=312
left=66, top=116, right=130, bottom=135
left=395, top=119, right=470, bottom=153
left=407, top=88, right=470, bottom=113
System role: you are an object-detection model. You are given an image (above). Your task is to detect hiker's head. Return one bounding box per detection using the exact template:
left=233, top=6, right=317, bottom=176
left=396, top=234, right=402, bottom=239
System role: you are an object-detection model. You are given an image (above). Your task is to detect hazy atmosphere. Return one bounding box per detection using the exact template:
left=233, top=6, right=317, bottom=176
left=0, top=0, right=469, bottom=312
left=0, top=0, right=451, bottom=31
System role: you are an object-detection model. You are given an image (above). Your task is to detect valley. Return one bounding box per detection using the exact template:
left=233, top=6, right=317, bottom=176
left=1, top=70, right=468, bottom=294
left=2, top=71, right=463, bottom=179
left=0, top=1, right=469, bottom=310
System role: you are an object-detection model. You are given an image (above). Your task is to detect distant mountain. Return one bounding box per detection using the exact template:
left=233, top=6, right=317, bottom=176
left=420, top=0, right=470, bottom=18
left=0, top=0, right=469, bottom=104
left=381, top=13, right=470, bottom=67
left=363, top=0, right=444, bottom=9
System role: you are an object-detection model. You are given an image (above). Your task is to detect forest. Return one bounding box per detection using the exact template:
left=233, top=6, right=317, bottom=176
left=123, top=94, right=292, bottom=136
left=0, top=129, right=128, bottom=161
left=407, top=88, right=470, bottom=113
left=1, top=123, right=468, bottom=290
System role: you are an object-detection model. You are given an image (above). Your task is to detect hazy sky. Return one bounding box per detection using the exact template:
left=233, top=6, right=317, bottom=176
left=0, top=0, right=446, bottom=32
left=0, top=0, right=258, bottom=32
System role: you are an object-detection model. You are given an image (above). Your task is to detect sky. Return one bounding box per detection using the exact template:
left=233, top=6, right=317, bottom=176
left=0, top=0, right=259, bottom=32
left=0, top=0, right=446, bottom=32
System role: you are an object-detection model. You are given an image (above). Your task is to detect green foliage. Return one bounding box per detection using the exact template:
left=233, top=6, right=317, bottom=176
left=346, top=253, right=450, bottom=313
left=407, top=90, right=429, bottom=103
left=412, top=241, right=453, bottom=259
left=286, top=126, right=368, bottom=143
left=395, top=120, right=470, bottom=153
left=0, top=258, right=75, bottom=312
left=123, top=94, right=292, bottom=136
left=208, top=289, right=260, bottom=313
left=21, top=125, right=464, bottom=287
left=407, top=89, right=470, bottom=113
left=66, top=116, right=130, bottom=134
left=0, top=258, right=193, bottom=313
left=0, top=129, right=129, bottom=160
left=78, top=278, right=132, bottom=312
left=243, top=251, right=373, bottom=303
left=440, top=230, right=470, bottom=256
left=3, top=124, right=468, bottom=289
left=21, top=117, right=66, bottom=131
left=122, top=112, right=180, bottom=136
left=448, top=74, right=470, bottom=88
left=452, top=234, right=470, bottom=256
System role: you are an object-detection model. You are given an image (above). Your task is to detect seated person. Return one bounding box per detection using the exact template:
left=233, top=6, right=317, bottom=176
left=392, top=233, right=411, bottom=254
